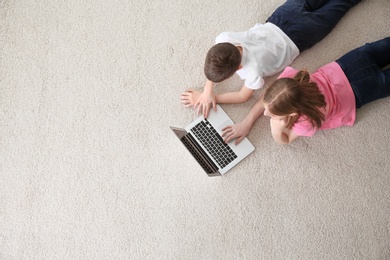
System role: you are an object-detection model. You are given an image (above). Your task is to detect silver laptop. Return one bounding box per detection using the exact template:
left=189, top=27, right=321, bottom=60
left=170, top=105, right=255, bottom=177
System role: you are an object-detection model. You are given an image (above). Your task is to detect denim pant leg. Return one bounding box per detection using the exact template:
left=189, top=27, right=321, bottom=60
left=267, top=0, right=361, bottom=52
left=336, top=37, right=390, bottom=108
left=304, top=0, right=329, bottom=11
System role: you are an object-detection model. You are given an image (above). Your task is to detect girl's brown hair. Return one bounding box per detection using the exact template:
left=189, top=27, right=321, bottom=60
left=263, top=70, right=327, bottom=129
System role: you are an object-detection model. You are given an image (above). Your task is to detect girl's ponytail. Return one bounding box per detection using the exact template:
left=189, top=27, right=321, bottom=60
left=294, top=69, right=310, bottom=84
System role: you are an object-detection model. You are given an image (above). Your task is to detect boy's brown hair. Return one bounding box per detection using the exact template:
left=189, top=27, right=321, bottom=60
left=264, top=70, right=327, bottom=129
left=204, top=42, right=241, bottom=83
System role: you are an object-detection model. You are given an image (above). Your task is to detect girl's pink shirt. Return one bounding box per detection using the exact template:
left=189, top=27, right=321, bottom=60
left=278, top=62, right=356, bottom=136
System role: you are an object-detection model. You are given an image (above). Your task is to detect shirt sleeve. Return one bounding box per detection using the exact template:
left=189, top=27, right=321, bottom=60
left=244, top=76, right=264, bottom=90
left=215, top=32, right=229, bottom=44
left=292, top=116, right=318, bottom=137
left=278, top=66, right=299, bottom=79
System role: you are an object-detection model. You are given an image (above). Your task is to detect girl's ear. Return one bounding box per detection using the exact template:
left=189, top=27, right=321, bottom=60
left=289, top=112, right=298, bottom=117
left=237, top=65, right=243, bottom=71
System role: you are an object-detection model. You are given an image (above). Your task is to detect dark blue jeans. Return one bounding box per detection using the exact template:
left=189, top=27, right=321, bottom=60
left=267, top=0, right=361, bottom=52
left=336, top=37, right=390, bottom=108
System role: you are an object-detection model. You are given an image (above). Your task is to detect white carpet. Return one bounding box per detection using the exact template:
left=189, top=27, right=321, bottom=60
left=1, top=0, right=390, bottom=259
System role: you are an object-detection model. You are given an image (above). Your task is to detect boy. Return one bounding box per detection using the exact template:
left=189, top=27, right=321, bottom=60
left=180, top=0, right=362, bottom=118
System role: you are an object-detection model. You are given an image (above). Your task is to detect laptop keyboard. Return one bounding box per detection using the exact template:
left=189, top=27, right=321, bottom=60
left=190, top=119, right=237, bottom=168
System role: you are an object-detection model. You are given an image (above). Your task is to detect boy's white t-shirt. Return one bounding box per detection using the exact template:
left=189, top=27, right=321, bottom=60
left=215, top=22, right=300, bottom=90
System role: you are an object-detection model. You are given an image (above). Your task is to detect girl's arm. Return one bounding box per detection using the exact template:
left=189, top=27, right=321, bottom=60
left=270, top=119, right=299, bottom=144
left=221, top=92, right=264, bottom=144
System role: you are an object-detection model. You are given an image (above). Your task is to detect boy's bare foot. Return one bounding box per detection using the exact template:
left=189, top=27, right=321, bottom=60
left=180, top=89, right=201, bottom=107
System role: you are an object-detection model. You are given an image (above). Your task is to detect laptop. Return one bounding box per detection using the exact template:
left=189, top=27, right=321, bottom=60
left=170, top=105, right=255, bottom=177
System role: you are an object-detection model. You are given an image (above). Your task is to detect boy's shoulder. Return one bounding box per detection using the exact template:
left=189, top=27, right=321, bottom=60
left=215, top=32, right=230, bottom=44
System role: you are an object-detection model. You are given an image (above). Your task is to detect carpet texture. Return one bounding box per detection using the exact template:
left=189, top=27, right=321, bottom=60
left=1, top=0, right=390, bottom=259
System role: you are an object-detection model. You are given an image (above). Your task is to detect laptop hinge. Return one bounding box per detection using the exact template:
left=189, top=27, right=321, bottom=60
left=182, top=133, right=221, bottom=177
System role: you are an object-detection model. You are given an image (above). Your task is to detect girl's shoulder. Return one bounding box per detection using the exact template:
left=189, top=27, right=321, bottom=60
left=278, top=66, right=299, bottom=79
left=292, top=115, right=318, bottom=137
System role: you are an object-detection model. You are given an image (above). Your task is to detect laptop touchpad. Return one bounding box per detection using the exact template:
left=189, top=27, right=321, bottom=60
left=217, top=120, right=233, bottom=133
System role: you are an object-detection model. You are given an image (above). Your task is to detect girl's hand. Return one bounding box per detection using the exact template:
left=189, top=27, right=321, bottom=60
left=270, top=118, right=286, bottom=144
left=270, top=118, right=299, bottom=144
left=222, top=121, right=251, bottom=145
left=270, top=117, right=286, bottom=128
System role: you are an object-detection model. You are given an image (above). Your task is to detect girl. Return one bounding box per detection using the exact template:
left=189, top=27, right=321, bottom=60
left=222, top=37, right=390, bottom=144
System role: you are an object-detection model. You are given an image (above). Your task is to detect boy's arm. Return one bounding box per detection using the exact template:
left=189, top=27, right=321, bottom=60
left=215, top=85, right=255, bottom=104
left=194, top=79, right=217, bottom=118
left=194, top=84, right=254, bottom=118
left=222, top=93, right=265, bottom=144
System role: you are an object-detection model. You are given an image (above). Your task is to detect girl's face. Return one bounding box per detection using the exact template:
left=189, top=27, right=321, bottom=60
left=263, top=104, right=287, bottom=120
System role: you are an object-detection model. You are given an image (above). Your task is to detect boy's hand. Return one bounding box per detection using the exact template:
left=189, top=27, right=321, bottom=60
left=180, top=89, right=201, bottom=107
left=221, top=121, right=251, bottom=145
left=194, top=91, right=216, bottom=118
